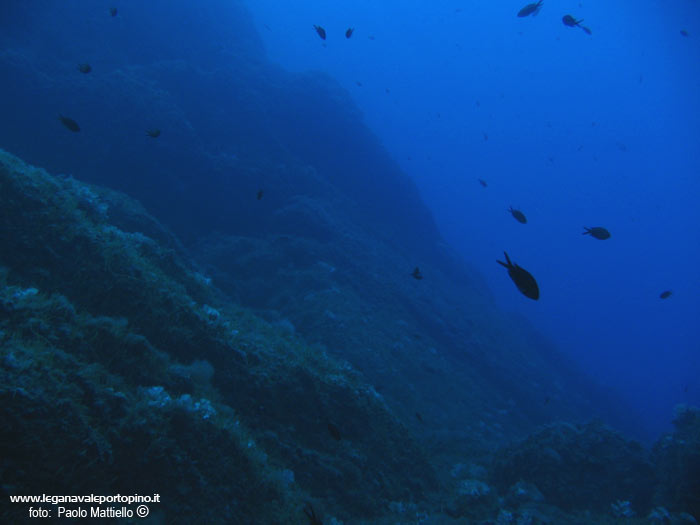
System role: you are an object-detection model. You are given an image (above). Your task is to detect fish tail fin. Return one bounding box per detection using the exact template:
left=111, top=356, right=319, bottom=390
left=583, top=227, right=590, bottom=235
left=497, top=251, right=512, bottom=268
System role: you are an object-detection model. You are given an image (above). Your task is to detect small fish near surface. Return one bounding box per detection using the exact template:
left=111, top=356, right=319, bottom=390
left=659, top=290, right=673, bottom=299
left=562, top=14, right=592, bottom=35
left=509, top=206, right=527, bottom=224
left=517, top=1, right=543, bottom=17
left=680, top=29, right=689, bottom=37
left=109, top=7, right=117, bottom=17
left=256, top=189, right=264, bottom=200
left=59, top=115, right=80, bottom=132
left=583, top=226, right=610, bottom=240
left=313, top=25, right=326, bottom=40
left=497, top=251, right=539, bottom=300
left=77, top=63, right=92, bottom=74
left=411, top=267, right=423, bottom=280
left=146, top=128, right=161, bottom=138
left=345, top=27, right=354, bottom=39
left=478, top=178, right=488, bottom=188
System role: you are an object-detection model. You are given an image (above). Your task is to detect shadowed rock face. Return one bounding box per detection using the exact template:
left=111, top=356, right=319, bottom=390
left=0, top=150, right=438, bottom=523
left=491, top=421, right=656, bottom=513
left=0, top=1, right=441, bottom=257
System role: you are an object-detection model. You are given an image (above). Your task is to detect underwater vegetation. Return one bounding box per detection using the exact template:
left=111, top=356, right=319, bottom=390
left=652, top=406, right=700, bottom=520
left=0, top=150, right=438, bottom=523
left=0, top=1, right=697, bottom=523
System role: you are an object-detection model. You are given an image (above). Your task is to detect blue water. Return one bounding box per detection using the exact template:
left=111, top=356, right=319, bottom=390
left=243, top=0, right=700, bottom=438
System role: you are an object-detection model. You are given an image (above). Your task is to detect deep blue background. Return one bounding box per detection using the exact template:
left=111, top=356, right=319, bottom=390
left=242, top=0, right=700, bottom=436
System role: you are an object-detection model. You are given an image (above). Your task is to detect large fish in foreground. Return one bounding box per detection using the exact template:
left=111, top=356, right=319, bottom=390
left=497, top=252, right=539, bottom=300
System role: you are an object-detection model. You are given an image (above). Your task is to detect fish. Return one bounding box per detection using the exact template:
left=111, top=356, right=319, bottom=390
left=509, top=206, right=527, bottom=224
left=327, top=422, right=341, bottom=441
left=77, top=63, right=92, bottom=74
left=680, top=29, right=689, bottom=37
left=583, top=226, right=610, bottom=240
left=59, top=115, right=80, bottom=132
left=303, top=503, right=323, bottom=525
left=478, top=179, right=488, bottom=187
left=562, top=14, right=581, bottom=27
left=256, top=189, right=264, bottom=200
left=345, top=27, right=354, bottom=38
left=313, top=25, right=326, bottom=40
left=497, top=252, right=539, bottom=300
left=659, top=290, right=672, bottom=299
left=146, top=129, right=161, bottom=138
left=517, top=1, right=543, bottom=17
left=411, top=267, right=423, bottom=280
left=109, top=7, right=117, bottom=17
left=562, top=14, right=591, bottom=34
left=415, top=412, right=424, bottom=423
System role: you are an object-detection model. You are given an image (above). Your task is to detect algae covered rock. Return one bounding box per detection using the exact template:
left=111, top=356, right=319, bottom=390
left=652, top=405, right=700, bottom=520
left=0, top=150, right=438, bottom=523
left=491, top=420, right=656, bottom=514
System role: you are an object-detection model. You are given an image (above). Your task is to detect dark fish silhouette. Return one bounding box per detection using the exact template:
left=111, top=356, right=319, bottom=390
left=77, top=63, right=92, bottom=74
left=509, top=206, right=527, bottom=224
left=497, top=252, right=539, bottom=300
left=256, top=189, right=264, bottom=200
left=517, top=1, right=543, bottom=17
left=146, top=129, right=161, bottom=138
left=562, top=15, right=591, bottom=34
left=59, top=115, right=80, bottom=132
left=583, top=226, right=610, bottom=240
left=680, top=29, right=689, bottom=37
left=109, top=7, right=117, bottom=17
left=345, top=27, right=354, bottom=38
left=313, top=25, right=326, bottom=40
left=303, top=503, right=323, bottom=525
left=562, top=14, right=581, bottom=27
left=659, top=290, right=672, bottom=299
left=478, top=179, right=488, bottom=187
left=411, top=267, right=423, bottom=280
left=327, top=422, right=341, bottom=441
left=415, top=412, right=424, bottom=423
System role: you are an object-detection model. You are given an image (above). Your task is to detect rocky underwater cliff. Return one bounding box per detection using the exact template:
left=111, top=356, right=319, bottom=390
left=0, top=1, right=698, bottom=523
